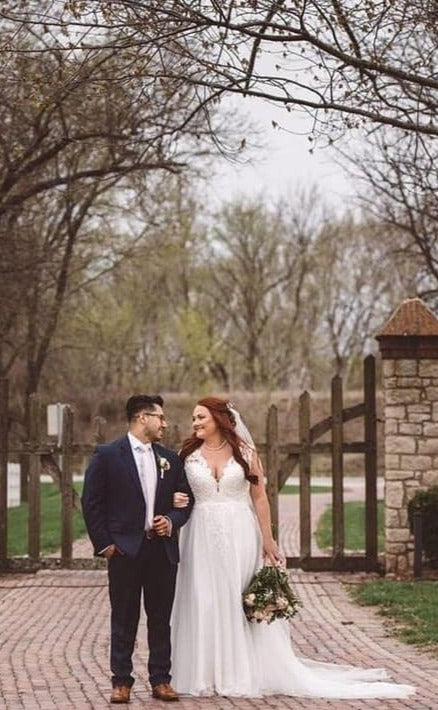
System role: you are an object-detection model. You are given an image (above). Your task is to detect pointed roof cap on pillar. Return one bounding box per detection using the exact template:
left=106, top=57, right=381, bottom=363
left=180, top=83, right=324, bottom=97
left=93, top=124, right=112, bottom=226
left=376, top=297, right=438, bottom=358
left=377, top=297, right=438, bottom=336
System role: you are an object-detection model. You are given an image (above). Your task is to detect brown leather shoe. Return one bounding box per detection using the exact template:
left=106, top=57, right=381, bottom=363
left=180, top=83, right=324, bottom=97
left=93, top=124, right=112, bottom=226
left=152, top=683, right=179, bottom=701
left=110, top=685, right=131, bottom=703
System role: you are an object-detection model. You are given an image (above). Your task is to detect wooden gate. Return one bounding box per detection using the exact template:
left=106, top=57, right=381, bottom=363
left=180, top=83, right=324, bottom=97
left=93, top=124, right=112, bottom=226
left=264, top=355, right=380, bottom=572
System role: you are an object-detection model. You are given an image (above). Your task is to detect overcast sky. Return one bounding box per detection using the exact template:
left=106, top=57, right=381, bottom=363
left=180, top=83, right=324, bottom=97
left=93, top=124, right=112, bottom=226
left=208, top=96, right=357, bottom=214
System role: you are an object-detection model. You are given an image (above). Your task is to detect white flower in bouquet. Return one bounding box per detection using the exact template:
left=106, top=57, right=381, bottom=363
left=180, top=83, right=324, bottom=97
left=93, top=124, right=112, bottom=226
left=254, top=610, right=265, bottom=621
left=245, top=593, right=256, bottom=607
left=276, top=596, right=289, bottom=610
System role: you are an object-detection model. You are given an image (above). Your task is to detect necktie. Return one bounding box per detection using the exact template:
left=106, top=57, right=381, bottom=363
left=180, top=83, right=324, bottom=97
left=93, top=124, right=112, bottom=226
left=137, top=445, right=156, bottom=530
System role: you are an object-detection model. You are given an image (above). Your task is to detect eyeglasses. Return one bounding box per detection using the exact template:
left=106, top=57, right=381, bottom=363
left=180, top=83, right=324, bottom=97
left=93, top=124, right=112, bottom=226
left=143, top=412, right=167, bottom=423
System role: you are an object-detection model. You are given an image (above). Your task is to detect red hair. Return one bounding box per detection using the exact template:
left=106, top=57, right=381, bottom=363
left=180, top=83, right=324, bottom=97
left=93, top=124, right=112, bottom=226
left=179, top=397, right=258, bottom=484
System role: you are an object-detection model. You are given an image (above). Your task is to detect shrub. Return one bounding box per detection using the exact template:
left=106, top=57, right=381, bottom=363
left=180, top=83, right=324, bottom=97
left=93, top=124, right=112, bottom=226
left=407, top=486, right=438, bottom=567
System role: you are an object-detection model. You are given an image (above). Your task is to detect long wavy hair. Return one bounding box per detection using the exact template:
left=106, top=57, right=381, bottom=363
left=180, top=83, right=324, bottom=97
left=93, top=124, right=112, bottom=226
left=179, top=396, right=258, bottom=484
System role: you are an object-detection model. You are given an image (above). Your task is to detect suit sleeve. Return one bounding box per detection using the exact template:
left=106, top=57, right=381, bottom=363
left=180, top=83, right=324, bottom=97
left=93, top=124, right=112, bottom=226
left=166, top=456, right=194, bottom=531
left=81, top=447, right=112, bottom=555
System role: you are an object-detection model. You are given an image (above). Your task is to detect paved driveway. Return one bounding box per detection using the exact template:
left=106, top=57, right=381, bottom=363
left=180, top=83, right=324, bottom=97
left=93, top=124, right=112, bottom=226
left=0, top=485, right=436, bottom=709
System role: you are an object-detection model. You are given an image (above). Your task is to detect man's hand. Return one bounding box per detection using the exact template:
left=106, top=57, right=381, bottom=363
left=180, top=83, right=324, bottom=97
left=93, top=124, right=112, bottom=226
left=102, top=544, right=123, bottom=559
left=153, top=515, right=171, bottom=536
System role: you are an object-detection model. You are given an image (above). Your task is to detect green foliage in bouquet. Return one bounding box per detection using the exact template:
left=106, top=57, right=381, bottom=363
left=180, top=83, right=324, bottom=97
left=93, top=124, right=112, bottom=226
left=407, top=486, right=438, bottom=567
left=243, top=566, right=301, bottom=624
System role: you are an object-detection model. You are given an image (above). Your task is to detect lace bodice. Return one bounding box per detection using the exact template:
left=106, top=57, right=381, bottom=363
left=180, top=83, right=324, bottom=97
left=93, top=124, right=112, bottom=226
left=184, top=448, right=251, bottom=504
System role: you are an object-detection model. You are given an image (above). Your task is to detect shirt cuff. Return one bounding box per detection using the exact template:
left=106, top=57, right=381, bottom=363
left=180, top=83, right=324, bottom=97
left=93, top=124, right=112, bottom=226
left=164, top=516, right=172, bottom=537
left=98, top=545, right=112, bottom=555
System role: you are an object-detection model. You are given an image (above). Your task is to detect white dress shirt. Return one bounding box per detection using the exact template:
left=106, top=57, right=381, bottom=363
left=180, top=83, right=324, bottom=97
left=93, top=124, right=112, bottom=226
left=128, top=432, right=157, bottom=531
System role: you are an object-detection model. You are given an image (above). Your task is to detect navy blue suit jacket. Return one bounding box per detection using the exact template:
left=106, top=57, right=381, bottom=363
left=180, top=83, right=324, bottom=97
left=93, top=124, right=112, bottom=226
left=81, top=435, right=192, bottom=562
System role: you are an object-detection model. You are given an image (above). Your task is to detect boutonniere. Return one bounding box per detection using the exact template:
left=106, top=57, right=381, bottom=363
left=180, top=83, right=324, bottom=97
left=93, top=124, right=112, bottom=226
left=158, top=456, right=171, bottom=479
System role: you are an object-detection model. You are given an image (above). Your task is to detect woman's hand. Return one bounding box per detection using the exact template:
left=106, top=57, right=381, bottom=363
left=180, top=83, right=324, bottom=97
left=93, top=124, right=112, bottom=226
left=173, top=491, right=190, bottom=508
left=263, top=538, right=285, bottom=567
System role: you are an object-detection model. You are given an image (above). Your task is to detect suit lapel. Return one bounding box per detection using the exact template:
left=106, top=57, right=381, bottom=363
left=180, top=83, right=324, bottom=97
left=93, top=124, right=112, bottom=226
left=151, top=444, right=161, bottom=502
left=120, top=435, right=143, bottom=495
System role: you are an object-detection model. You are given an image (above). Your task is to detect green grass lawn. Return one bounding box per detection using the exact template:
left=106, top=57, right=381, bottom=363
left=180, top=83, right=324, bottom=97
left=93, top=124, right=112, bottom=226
left=316, top=499, right=438, bottom=652
left=350, top=579, right=438, bottom=652
left=7, top=482, right=86, bottom=556
left=315, top=500, right=385, bottom=553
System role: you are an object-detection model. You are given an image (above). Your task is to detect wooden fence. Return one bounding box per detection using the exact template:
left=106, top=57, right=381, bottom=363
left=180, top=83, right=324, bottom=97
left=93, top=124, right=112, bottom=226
left=0, top=355, right=379, bottom=573
left=0, top=380, right=106, bottom=571
left=263, top=355, right=379, bottom=572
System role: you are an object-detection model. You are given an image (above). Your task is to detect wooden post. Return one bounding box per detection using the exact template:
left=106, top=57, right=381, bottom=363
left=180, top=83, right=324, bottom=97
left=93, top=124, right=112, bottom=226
left=0, top=379, right=9, bottom=565
left=93, top=416, right=106, bottom=444
left=299, top=391, right=311, bottom=561
left=61, top=406, right=74, bottom=567
left=165, top=424, right=181, bottom=451
left=85, top=415, right=106, bottom=477
left=331, top=375, right=344, bottom=559
left=19, top=453, right=28, bottom=504
left=28, top=394, right=41, bottom=562
left=364, top=354, right=378, bottom=568
left=265, top=404, right=279, bottom=540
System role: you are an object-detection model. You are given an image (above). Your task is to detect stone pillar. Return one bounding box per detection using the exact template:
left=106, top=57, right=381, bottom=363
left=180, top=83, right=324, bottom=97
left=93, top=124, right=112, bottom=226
left=376, top=297, right=438, bottom=576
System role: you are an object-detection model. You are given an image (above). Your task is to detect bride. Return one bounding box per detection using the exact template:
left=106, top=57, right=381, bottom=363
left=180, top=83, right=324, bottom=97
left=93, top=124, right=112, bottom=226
left=170, top=396, right=415, bottom=699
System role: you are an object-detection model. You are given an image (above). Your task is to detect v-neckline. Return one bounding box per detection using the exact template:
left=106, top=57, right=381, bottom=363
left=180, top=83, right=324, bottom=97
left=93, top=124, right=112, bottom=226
left=197, top=450, right=233, bottom=483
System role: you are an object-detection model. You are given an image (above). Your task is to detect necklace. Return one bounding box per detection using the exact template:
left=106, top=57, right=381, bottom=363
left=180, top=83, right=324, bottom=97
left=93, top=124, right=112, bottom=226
left=203, top=439, right=227, bottom=451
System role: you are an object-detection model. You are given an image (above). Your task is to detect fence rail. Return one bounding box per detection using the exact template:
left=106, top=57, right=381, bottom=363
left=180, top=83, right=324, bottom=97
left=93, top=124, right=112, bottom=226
left=0, top=382, right=106, bottom=571
left=263, top=355, right=380, bottom=572
left=0, top=356, right=380, bottom=573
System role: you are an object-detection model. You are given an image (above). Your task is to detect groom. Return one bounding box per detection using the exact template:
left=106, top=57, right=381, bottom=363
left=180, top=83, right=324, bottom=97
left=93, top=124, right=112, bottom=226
left=81, top=394, right=193, bottom=703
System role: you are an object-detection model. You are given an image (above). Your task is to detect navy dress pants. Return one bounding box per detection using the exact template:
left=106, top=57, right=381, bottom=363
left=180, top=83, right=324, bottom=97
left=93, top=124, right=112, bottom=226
left=108, top=538, right=177, bottom=688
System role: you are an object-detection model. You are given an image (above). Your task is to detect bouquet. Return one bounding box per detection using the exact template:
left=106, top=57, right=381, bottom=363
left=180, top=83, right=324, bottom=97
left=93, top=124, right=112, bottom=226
left=242, top=565, right=301, bottom=624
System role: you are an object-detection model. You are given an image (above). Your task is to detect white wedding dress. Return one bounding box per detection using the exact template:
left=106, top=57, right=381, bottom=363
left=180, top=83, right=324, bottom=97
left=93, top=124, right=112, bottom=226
left=171, top=449, right=415, bottom=698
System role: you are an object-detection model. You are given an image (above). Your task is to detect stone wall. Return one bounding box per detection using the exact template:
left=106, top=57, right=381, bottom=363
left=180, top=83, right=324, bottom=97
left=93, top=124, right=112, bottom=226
left=382, top=359, right=438, bottom=575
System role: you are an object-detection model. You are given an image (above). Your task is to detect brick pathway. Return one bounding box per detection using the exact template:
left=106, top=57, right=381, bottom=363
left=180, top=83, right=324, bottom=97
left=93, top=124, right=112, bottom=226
left=0, top=492, right=437, bottom=709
